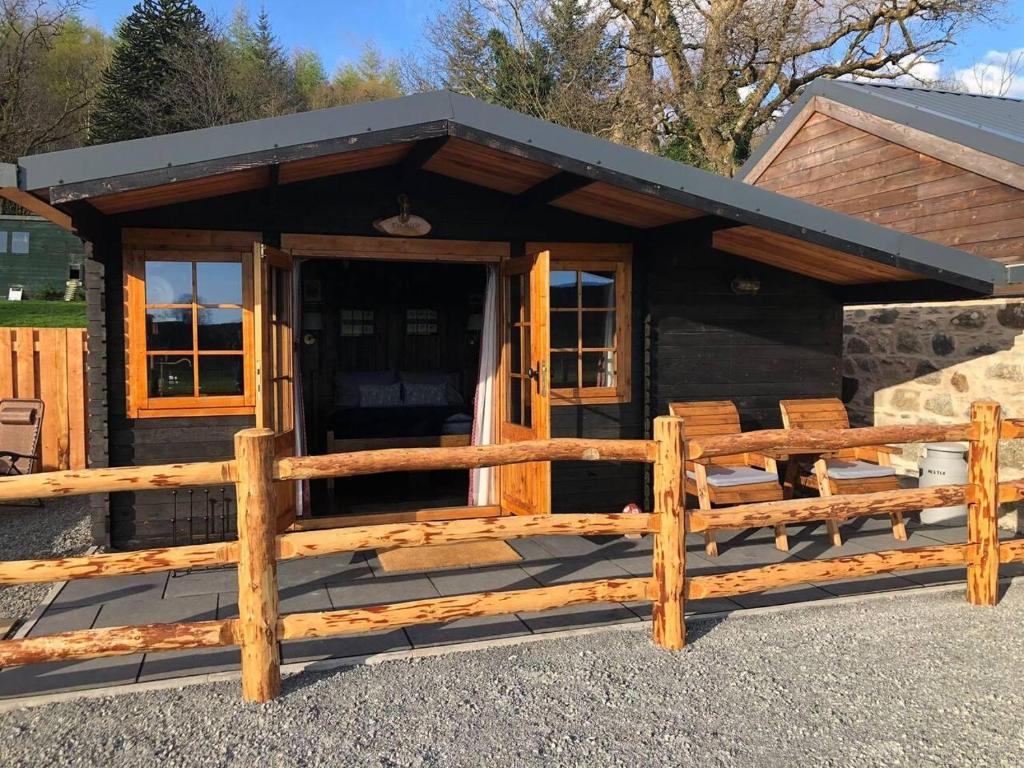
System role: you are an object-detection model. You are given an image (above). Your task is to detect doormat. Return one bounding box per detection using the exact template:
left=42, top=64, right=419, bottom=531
left=376, top=540, right=522, bottom=573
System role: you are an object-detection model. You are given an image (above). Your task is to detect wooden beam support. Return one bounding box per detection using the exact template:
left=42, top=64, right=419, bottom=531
left=279, top=578, right=652, bottom=640
left=652, top=416, right=685, bottom=650
left=999, top=480, right=1024, bottom=504
left=278, top=513, right=657, bottom=560
left=999, top=538, right=1024, bottom=564
left=686, top=423, right=976, bottom=460
left=517, top=171, right=593, bottom=207
left=0, top=187, right=72, bottom=230
left=688, top=544, right=968, bottom=600
left=1001, top=419, right=1024, bottom=440
left=234, top=428, right=281, bottom=703
left=0, top=619, right=237, bottom=666
left=689, top=484, right=972, bottom=532
left=399, top=137, right=448, bottom=181
left=0, top=460, right=237, bottom=503
left=276, top=438, right=657, bottom=482
left=967, top=402, right=1001, bottom=607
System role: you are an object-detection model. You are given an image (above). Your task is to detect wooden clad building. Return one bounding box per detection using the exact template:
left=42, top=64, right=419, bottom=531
left=0, top=91, right=1012, bottom=550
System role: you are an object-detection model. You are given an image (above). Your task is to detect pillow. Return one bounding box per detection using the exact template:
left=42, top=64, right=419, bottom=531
left=400, top=371, right=464, bottom=405
left=336, top=371, right=396, bottom=407
left=403, top=382, right=449, bottom=406
left=357, top=382, right=402, bottom=408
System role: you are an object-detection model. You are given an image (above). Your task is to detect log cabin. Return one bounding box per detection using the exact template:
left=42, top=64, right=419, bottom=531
left=0, top=91, right=1014, bottom=550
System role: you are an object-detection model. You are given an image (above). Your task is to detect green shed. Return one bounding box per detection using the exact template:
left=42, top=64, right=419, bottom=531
left=0, top=214, right=86, bottom=299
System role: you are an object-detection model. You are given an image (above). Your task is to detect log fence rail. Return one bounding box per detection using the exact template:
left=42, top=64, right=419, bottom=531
left=0, top=402, right=1020, bottom=702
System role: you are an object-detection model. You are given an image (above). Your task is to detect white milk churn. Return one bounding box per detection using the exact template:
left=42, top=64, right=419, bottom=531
left=919, top=442, right=969, bottom=525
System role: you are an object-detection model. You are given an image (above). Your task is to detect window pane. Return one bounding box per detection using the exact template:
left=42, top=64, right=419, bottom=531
left=198, top=309, right=243, bottom=350
left=196, top=262, right=242, bottom=305
left=510, top=327, right=521, bottom=374
left=199, top=355, right=244, bottom=396
left=521, top=325, right=531, bottom=378
left=508, top=274, right=522, bottom=323
left=583, top=351, right=616, bottom=388
left=550, top=351, right=578, bottom=389
left=508, top=377, right=522, bottom=424
left=550, top=270, right=577, bottom=308
left=146, top=261, right=192, bottom=304
left=582, top=310, right=615, bottom=348
left=148, top=355, right=194, bottom=397
left=581, top=271, right=615, bottom=308
left=146, top=309, right=193, bottom=350
left=0, top=232, right=7, bottom=253
left=10, top=232, right=29, bottom=254
left=551, top=311, right=577, bottom=349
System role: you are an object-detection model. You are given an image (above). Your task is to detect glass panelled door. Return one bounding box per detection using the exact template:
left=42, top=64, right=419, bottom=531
left=253, top=243, right=296, bottom=528
left=499, top=249, right=550, bottom=516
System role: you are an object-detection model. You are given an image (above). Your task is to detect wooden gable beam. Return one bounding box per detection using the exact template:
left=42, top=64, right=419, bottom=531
left=0, top=186, right=73, bottom=231
left=517, top=171, right=593, bottom=207
left=399, top=137, right=449, bottom=182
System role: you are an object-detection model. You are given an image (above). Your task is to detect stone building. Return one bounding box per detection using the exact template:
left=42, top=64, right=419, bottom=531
left=740, top=81, right=1024, bottom=521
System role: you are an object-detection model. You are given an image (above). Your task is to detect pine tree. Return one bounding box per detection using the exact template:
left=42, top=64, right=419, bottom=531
left=89, top=0, right=216, bottom=143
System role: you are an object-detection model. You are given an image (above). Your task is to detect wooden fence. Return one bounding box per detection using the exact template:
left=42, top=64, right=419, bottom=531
left=0, top=401, right=1020, bottom=703
left=0, top=327, right=87, bottom=471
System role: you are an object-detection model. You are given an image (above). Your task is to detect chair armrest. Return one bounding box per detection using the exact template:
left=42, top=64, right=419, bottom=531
left=854, top=445, right=902, bottom=463
left=745, top=452, right=778, bottom=474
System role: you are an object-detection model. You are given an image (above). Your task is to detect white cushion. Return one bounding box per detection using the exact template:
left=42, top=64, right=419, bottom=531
left=686, top=466, right=778, bottom=488
left=824, top=460, right=895, bottom=480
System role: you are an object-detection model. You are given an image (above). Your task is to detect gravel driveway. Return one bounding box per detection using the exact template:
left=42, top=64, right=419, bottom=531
left=0, top=497, right=91, bottom=625
left=1, top=585, right=1022, bottom=767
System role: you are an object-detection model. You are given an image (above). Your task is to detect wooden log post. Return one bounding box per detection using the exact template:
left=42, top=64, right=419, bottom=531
left=967, top=401, right=1001, bottom=606
left=652, top=416, right=685, bottom=649
left=234, top=428, right=281, bottom=702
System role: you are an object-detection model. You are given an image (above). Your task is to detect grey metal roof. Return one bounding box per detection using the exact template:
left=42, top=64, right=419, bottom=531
left=740, top=80, right=1024, bottom=178
left=10, top=90, right=1009, bottom=292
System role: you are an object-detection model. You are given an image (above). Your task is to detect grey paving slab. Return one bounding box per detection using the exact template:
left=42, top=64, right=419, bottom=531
left=0, top=655, right=144, bottom=699
left=505, top=537, right=554, bottom=563
left=27, top=604, right=100, bottom=637
left=900, top=566, right=968, bottom=588
left=730, top=584, right=836, bottom=609
left=517, top=602, right=639, bottom=633
left=530, top=534, right=605, bottom=558
left=278, top=552, right=368, bottom=589
left=94, top=593, right=217, bottom=628
left=138, top=647, right=241, bottom=683
left=405, top=615, right=531, bottom=647
left=521, top=557, right=632, bottom=586
left=427, top=565, right=540, bottom=596
left=906, top=525, right=969, bottom=544
left=282, top=629, right=411, bottom=664
left=815, top=573, right=921, bottom=597
left=53, top=571, right=168, bottom=609
left=163, top=567, right=239, bottom=599
left=327, top=574, right=439, bottom=610
left=625, top=596, right=742, bottom=620
left=218, top=586, right=333, bottom=619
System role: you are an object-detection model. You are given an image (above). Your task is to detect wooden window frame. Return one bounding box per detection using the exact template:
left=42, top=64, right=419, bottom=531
left=124, top=232, right=256, bottom=419
left=529, top=243, right=632, bottom=406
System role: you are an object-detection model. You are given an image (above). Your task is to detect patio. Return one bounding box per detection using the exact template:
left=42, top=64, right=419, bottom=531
left=3, top=513, right=1018, bottom=701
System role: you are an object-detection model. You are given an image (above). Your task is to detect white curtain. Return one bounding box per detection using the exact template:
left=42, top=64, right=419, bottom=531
left=469, top=265, right=499, bottom=506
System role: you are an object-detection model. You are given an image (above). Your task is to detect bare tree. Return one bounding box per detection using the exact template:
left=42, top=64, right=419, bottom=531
left=605, top=0, right=1006, bottom=174
left=0, top=0, right=106, bottom=162
left=958, top=49, right=1023, bottom=96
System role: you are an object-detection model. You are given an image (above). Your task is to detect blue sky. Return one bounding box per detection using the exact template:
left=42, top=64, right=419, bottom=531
left=80, top=0, right=1024, bottom=91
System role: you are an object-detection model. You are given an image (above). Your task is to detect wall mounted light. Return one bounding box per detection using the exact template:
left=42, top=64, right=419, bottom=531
left=731, top=276, right=761, bottom=295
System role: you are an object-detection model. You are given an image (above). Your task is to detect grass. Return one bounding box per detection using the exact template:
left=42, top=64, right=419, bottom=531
left=0, top=300, right=87, bottom=328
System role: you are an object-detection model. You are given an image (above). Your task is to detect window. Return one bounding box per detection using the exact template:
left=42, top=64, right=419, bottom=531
left=10, top=232, right=29, bottom=254
left=126, top=247, right=254, bottom=418
left=340, top=309, right=375, bottom=336
left=544, top=246, right=631, bottom=405
left=0, top=232, right=7, bottom=253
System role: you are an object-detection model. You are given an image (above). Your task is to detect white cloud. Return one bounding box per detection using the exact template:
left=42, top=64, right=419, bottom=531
left=953, top=49, right=1024, bottom=97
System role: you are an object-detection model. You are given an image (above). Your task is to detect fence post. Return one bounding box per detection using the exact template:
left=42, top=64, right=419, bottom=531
left=234, top=428, right=281, bottom=702
left=967, top=401, right=1001, bottom=607
left=652, top=415, right=685, bottom=649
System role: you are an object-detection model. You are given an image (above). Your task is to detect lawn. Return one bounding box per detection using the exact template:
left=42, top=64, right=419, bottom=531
left=0, top=300, right=86, bottom=328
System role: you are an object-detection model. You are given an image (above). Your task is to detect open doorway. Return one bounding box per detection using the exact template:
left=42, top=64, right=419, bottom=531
left=299, top=258, right=492, bottom=518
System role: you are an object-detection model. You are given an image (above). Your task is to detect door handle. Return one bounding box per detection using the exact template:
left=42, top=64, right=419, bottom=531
left=528, top=362, right=548, bottom=397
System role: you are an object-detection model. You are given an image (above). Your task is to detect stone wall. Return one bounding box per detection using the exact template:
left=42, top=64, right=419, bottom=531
left=843, top=297, right=1024, bottom=528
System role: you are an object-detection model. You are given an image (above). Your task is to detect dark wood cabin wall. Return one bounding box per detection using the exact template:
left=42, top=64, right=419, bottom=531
left=646, top=233, right=844, bottom=434
left=753, top=113, right=1024, bottom=265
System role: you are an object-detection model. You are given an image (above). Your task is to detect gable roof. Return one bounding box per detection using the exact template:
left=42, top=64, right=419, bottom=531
left=740, top=80, right=1024, bottom=179
left=0, top=90, right=1010, bottom=293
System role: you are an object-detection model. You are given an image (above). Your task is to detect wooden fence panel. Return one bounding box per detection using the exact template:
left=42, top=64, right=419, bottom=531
left=0, top=327, right=88, bottom=471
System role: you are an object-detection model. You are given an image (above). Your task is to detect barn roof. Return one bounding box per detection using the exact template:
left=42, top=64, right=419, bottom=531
left=0, top=90, right=1011, bottom=293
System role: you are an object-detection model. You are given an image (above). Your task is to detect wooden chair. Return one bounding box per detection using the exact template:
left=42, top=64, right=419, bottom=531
left=669, top=400, right=788, bottom=557
left=779, top=398, right=906, bottom=547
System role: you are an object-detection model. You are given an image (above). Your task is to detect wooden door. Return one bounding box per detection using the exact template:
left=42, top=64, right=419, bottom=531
left=253, top=243, right=296, bottom=528
left=499, top=249, right=551, bottom=516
